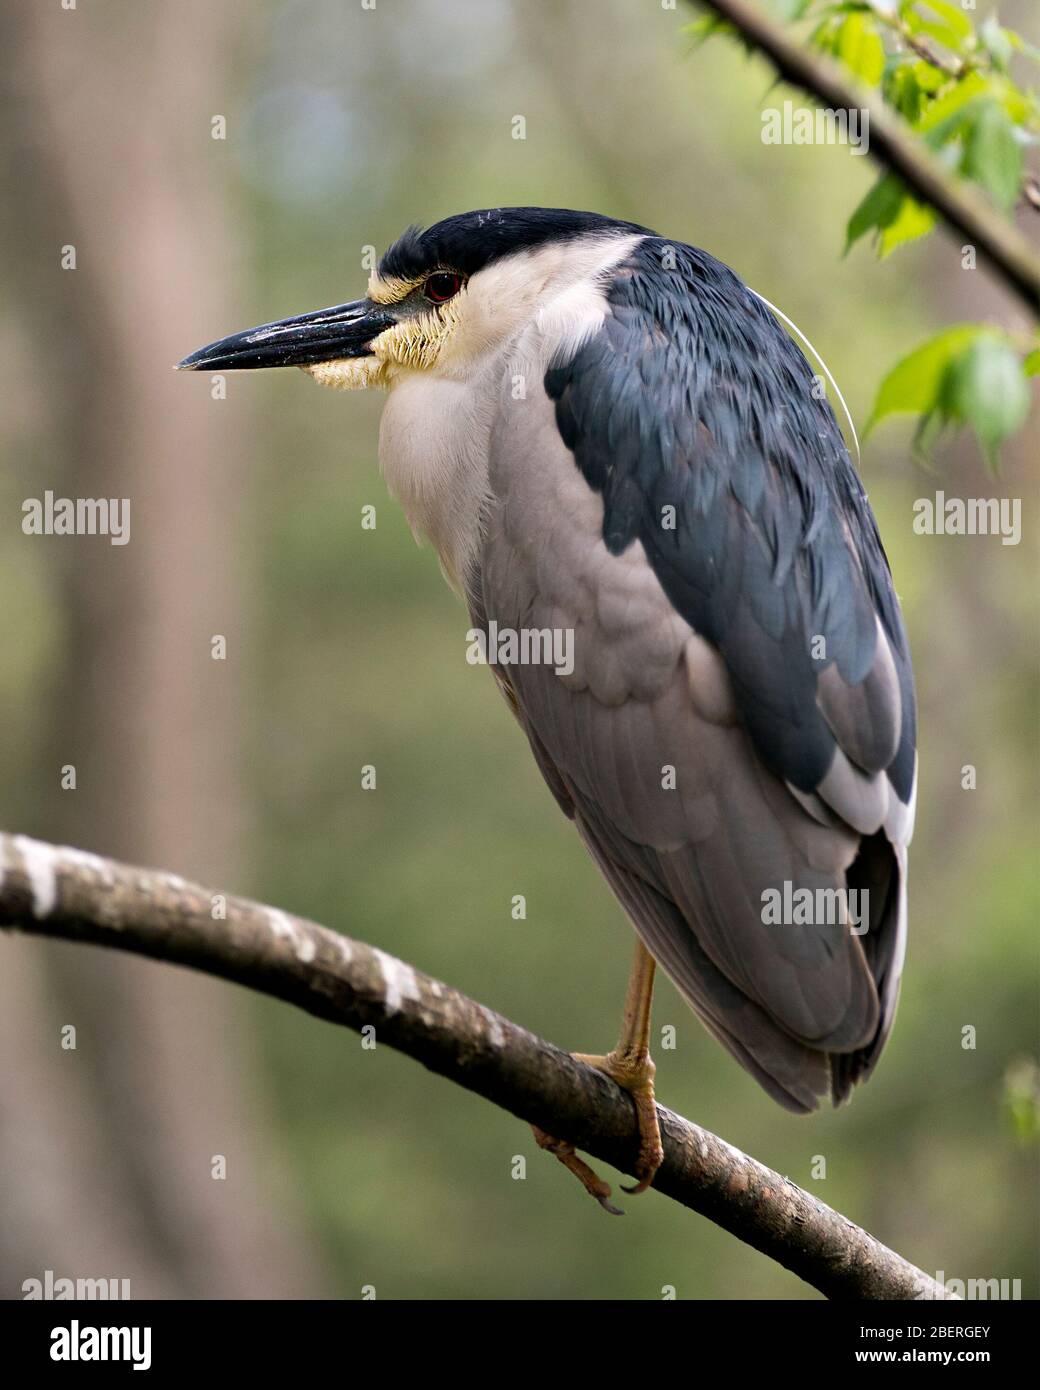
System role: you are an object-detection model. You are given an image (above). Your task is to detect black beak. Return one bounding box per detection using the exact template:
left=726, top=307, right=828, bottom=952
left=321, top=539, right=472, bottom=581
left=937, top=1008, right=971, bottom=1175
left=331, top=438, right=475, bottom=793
left=176, top=298, right=395, bottom=371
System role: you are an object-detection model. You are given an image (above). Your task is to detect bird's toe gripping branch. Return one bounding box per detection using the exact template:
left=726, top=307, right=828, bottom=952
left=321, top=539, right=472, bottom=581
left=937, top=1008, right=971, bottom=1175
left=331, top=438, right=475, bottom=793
left=583, top=1049, right=665, bottom=1197
left=531, top=1124, right=625, bottom=1216
left=532, top=937, right=664, bottom=1213
left=531, top=1048, right=664, bottom=1214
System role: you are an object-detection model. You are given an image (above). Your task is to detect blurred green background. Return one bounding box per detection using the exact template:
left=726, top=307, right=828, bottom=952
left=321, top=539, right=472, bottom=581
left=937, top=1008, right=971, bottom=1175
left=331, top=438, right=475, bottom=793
left=0, top=0, right=1036, bottom=1299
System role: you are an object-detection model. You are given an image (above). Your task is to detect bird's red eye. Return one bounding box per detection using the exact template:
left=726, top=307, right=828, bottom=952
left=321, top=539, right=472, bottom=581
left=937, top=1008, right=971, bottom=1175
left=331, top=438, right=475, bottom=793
left=422, top=272, right=464, bottom=304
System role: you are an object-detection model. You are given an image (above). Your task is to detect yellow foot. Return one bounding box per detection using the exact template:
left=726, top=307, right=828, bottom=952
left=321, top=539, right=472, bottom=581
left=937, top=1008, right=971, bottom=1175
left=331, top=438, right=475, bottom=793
left=575, top=1049, right=664, bottom=1196
left=533, top=1047, right=664, bottom=1214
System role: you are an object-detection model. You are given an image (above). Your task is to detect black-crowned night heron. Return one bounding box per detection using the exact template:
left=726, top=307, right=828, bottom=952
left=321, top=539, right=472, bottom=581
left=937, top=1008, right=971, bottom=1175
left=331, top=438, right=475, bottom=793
left=180, top=208, right=917, bottom=1213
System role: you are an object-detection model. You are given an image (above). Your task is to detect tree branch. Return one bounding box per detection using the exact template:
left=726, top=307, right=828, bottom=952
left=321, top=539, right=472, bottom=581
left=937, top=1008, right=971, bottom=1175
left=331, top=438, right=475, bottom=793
left=0, top=831, right=954, bottom=1301
left=689, top=0, right=1040, bottom=314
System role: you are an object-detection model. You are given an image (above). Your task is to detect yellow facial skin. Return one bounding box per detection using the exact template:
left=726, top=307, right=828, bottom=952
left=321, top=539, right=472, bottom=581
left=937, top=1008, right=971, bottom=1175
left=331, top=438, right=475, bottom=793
left=366, top=272, right=421, bottom=305
left=302, top=272, right=462, bottom=389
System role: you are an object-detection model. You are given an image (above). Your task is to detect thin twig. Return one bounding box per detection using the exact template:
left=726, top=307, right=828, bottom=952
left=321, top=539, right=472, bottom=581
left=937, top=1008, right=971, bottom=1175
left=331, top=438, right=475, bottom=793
left=0, top=832, right=956, bottom=1300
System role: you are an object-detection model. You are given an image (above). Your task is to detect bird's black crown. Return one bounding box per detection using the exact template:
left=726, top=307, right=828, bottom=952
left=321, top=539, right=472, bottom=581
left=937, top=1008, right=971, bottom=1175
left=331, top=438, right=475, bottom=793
left=378, top=207, right=653, bottom=281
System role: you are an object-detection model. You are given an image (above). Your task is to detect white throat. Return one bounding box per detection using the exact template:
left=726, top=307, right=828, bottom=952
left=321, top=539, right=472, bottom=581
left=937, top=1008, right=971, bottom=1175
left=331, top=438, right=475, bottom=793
left=376, top=232, right=643, bottom=591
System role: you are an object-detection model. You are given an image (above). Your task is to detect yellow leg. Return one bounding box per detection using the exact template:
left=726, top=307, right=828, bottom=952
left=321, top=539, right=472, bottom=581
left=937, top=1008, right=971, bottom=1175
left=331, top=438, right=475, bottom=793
left=534, top=938, right=664, bottom=1213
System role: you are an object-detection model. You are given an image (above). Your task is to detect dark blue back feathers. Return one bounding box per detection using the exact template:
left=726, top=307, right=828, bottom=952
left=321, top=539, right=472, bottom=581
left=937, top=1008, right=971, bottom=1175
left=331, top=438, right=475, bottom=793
left=545, top=238, right=916, bottom=802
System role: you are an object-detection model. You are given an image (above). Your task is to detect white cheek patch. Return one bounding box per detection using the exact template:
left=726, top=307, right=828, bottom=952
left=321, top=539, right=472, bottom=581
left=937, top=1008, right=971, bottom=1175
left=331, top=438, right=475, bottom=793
left=509, top=278, right=613, bottom=383
left=437, top=233, right=644, bottom=379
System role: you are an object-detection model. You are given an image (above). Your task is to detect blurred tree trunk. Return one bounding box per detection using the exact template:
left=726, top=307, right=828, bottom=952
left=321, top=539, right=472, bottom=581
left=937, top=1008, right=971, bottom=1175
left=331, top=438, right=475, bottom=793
left=0, top=0, right=323, bottom=1297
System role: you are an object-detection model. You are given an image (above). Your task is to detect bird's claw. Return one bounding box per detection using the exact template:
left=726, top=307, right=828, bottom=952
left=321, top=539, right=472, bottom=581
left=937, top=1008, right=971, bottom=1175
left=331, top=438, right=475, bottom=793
left=574, top=1047, right=664, bottom=1197
left=533, top=1047, right=664, bottom=1213
left=531, top=1126, right=624, bottom=1215
left=618, top=1073, right=665, bottom=1194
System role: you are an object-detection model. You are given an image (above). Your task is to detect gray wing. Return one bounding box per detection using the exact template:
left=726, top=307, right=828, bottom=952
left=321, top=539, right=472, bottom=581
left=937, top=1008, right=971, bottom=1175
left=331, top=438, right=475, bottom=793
left=472, top=368, right=914, bottom=1113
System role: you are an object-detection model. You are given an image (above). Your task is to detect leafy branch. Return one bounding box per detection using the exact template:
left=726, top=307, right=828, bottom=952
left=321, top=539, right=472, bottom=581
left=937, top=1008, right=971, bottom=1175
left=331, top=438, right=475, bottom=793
left=0, top=831, right=957, bottom=1301
left=687, top=0, right=1040, bottom=462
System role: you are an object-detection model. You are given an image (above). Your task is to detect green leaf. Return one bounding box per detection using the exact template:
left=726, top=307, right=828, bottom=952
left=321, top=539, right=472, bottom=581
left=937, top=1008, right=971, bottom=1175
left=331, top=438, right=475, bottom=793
left=916, top=70, right=987, bottom=135
left=1005, top=26, right=1040, bottom=66
left=886, top=62, right=925, bottom=122
left=682, top=16, right=736, bottom=47
left=810, top=13, right=844, bottom=55
left=846, top=173, right=935, bottom=255
left=917, top=0, right=973, bottom=42
left=910, top=58, right=948, bottom=93
left=1024, top=348, right=1040, bottom=377
left=836, top=11, right=887, bottom=85
left=846, top=173, right=903, bottom=251
left=962, top=100, right=1023, bottom=209
left=1003, top=1060, right=1040, bottom=1145
left=940, top=337, right=1031, bottom=466
left=906, top=1, right=973, bottom=54
left=865, top=325, right=984, bottom=432
left=993, top=81, right=1039, bottom=127
left=879, top=193, right=936, bottom=253
left=868, top=327, right=1030, bottom=464
left=980, top=15, right=1014, bottom=72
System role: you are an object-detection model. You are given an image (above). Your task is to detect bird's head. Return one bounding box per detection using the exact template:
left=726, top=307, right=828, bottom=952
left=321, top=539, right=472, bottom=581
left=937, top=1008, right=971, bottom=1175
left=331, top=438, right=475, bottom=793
left=177, top=208, right=652, bottom=389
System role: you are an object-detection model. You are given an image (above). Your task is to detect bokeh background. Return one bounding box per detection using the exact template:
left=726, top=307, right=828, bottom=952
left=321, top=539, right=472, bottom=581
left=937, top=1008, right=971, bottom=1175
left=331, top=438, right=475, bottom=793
left=1, top=0, right=1036, bottom=1300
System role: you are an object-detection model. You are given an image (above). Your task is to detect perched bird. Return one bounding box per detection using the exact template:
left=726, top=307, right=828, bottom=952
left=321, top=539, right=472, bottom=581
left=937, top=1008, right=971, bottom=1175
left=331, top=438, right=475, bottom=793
left=180, top=208, right=917, bottom=1212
